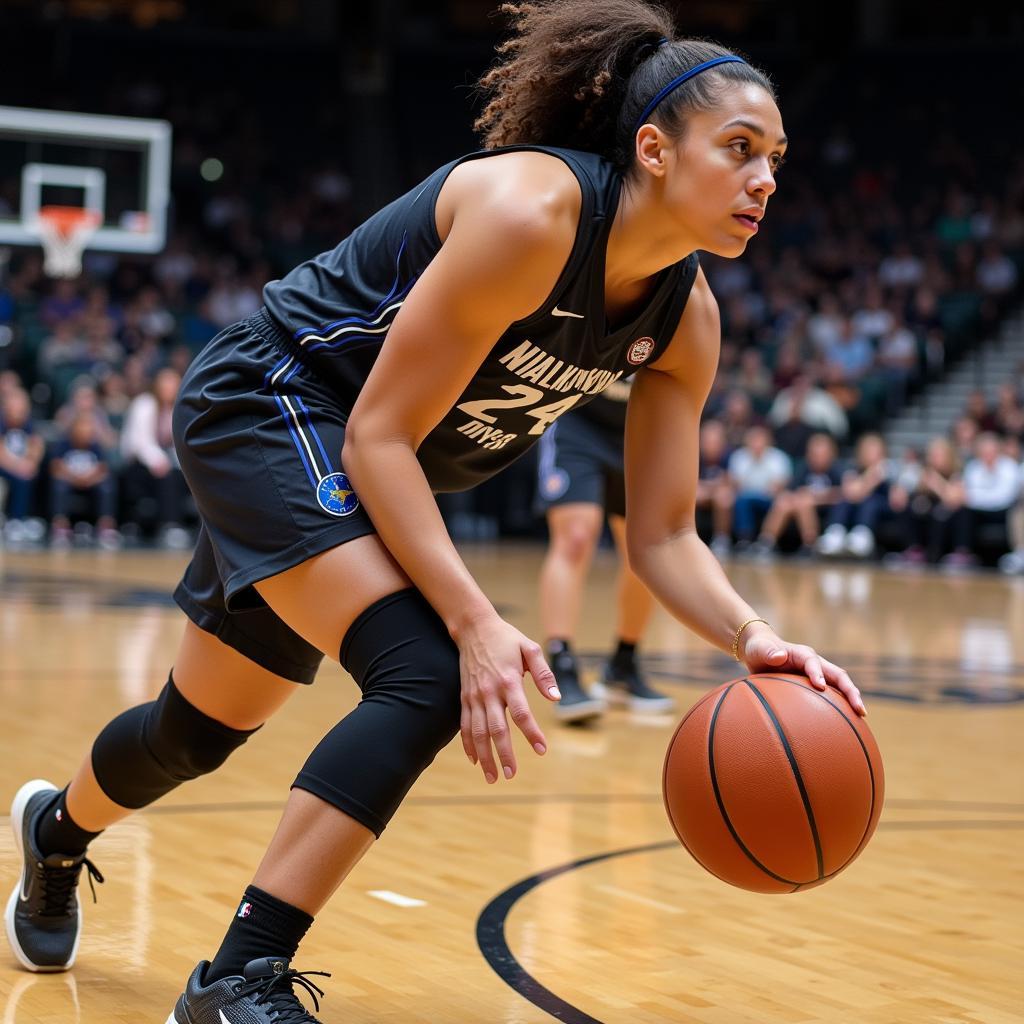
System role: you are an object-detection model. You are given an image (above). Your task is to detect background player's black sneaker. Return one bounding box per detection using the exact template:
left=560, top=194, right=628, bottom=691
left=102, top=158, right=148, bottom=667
left=168, top=957, right=330, bottom=1024
left=594, top=660, right=676, bottom=714
left=550, top=646, right=605, bottom=723
left=5, top=779, right=103, bottom=972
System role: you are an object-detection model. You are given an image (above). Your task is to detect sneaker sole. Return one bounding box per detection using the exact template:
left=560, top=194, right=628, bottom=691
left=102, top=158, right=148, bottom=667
left=165, top=990, right=193, bottom=1023
left=592, top=681, right=676, bottom=714
left=4, top=778, right=81, bottom=973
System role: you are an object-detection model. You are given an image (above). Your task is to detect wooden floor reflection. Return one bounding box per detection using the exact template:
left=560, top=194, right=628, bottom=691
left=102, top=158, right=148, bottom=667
left=1, top=544, right=1022, bottom=1023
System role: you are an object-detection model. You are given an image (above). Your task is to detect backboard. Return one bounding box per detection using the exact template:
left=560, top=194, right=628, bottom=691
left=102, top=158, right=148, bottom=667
left=0, top=105, right=171, bottom=256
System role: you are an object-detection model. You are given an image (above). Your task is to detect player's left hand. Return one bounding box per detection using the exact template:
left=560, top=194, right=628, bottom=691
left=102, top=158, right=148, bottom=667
left=740, top=623, right=866, bottom=716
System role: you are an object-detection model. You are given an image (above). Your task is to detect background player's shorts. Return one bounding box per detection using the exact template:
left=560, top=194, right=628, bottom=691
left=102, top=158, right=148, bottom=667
left=171, top=308, right=377, bottom=683
left=534, top=411, right=626, bottom=519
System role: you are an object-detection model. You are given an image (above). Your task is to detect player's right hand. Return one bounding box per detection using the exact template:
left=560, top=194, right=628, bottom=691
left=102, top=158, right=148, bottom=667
left=454, top=614, right=559, bottom=784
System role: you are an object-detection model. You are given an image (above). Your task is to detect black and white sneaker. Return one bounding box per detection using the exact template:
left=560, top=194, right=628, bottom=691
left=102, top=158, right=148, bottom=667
left=5, top=779, right=103, bottom=972
left=593, top=660, right=676, bottom=714
left=168, top=957, right=330, bottom=1024
left=550, top=647, right=605, bottom=724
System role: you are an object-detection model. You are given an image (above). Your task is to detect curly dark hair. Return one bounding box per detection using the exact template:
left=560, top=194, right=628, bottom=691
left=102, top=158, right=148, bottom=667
left=474, top=0, right=776, bottom=169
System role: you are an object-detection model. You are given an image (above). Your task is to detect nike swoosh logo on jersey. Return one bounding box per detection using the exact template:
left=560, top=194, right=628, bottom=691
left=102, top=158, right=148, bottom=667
left=219, top=1011, right=232, bottom=1024
left=551, top=306, right=585, bottom=319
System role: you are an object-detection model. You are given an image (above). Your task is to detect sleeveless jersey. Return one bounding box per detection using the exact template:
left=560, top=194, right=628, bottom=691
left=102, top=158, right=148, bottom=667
left=263, top=146, right=699, bottom=493
left=576, top=377, right=632, bottom=436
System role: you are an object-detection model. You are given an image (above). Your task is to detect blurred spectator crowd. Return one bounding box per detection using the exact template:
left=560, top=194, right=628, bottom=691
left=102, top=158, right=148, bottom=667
left=1, top=71, right=1023, bottom=573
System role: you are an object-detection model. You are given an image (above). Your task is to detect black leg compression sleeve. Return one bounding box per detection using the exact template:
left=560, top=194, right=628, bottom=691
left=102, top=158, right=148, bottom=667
left=293, top=588, right=462, bottom=838
left=91, top=674, right=260, bottom=809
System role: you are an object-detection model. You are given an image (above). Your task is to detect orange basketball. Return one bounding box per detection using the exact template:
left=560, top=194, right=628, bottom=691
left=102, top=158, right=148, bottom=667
left=662, top=673, right=884, bottom=893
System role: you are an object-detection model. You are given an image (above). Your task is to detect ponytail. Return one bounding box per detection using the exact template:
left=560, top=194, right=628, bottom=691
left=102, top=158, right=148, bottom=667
left=474, top=0, right=776, bottom=168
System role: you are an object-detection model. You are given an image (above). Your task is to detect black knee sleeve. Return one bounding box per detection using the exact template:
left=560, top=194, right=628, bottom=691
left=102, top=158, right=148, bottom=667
left=293, top=588, right=462, bottom=837
left=91, top=675, right=259, bottom=809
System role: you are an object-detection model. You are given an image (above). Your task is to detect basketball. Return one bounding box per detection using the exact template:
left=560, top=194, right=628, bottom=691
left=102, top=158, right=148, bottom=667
left=662, top=673, right=884, bottom=894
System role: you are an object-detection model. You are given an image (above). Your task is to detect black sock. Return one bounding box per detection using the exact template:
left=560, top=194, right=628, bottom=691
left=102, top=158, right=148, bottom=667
left=611, top=639, right=637, bottom=669
left=206, top=885, right=314, bottom=983
left=547, top=637, right=573, bottom=658
left=35, top=787, right=103, bottom=857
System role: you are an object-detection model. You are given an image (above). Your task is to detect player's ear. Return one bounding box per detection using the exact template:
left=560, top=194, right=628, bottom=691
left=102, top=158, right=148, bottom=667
left=634, top=125, right=669, bottom=180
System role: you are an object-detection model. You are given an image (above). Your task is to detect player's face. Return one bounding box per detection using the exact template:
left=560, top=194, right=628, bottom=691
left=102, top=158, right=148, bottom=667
left=662, top=83, right=786, bottom=258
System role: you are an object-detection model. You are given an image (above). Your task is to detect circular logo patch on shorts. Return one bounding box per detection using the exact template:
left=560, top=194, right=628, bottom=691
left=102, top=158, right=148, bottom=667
left=627, top=336, right=655, bottom=365
left=316, top=472, right=360, bottom=517
left=541, top=467, right=570, bottom=501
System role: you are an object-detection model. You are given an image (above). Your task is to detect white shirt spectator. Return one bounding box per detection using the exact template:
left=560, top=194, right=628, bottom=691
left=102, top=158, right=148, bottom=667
left=808, top=308, right=844, bottom=354
left=976, top=252, right=1018, bottom=295
left=769, top=384, right=849, bottom=439
left=120, top=392, right=177, bottom=474
left=728, top=446, right=792, bottom=496
left=963, top=455, right=1020, bottom=511
left=877, top=324, right=918, bottom=368
left=851, top=305, right=894, bottom=342
left=878, top=252, right=924, bottom=289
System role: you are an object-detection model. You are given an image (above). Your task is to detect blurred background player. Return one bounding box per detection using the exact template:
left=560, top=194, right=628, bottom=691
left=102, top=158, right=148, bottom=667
left=536, top=381, right=675, bottom=723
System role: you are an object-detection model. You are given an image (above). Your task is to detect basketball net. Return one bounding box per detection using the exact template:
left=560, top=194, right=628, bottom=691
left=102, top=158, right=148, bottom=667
left=34, top=205, right=101, bottom=278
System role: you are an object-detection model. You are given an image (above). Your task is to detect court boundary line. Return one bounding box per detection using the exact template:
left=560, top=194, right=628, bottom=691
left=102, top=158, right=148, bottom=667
left=475, top=819, right=1024, bottom=1022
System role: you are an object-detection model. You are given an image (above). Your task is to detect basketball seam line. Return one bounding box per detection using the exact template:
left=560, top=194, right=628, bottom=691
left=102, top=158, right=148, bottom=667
left=663, top=692, right=737, bottom=884
left=757, top=676, right=879, bottom=878
left=744, top=680, right=825, bottom=880
left=661, top=688, right=735, bottom=886
left=707, top=683, right=801, bottom=887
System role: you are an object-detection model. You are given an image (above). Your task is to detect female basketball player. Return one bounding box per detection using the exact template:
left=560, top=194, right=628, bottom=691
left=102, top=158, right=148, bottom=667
left=7, top=2, right=866, bottom=1020
left=536, top=385, right=674, bottom=722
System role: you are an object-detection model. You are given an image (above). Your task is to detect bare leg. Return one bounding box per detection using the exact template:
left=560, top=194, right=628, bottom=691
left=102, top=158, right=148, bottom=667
left=758, top=493, right=794, bottom=543
left=1009, top=501, right=1024, bottom=551
left=794, top=494, right=823, bottom=546
left=65, top=620, right=302, bottom=832
left=602, top=515, right=673, bottom=710
left=250, top=790, right=374, bottom=915
left=538, top=503, right=603, bottom=641
left=711, top=482, right=735, bottom=539
left=608, top=516, right=654, bottom=643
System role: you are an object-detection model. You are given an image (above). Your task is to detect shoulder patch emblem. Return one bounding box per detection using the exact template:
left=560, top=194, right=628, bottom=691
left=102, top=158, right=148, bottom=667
left=627, top=336, right=655, bottom=366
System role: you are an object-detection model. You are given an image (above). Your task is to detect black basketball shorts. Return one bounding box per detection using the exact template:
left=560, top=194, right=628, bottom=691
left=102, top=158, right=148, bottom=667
left=534, top=411, right=627, bottom=519
left=171, top=308, right=377, bottom=683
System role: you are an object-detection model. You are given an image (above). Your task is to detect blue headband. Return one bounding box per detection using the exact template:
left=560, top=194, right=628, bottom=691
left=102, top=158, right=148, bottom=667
left=633, top=55, right=747, bottom=135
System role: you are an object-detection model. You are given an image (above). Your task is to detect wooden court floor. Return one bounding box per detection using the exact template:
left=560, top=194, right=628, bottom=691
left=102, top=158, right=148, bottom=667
left=1, top=544, right=1022, bottom=1023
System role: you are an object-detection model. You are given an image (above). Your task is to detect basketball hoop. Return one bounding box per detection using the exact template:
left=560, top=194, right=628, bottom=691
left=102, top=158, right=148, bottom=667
left=33, top=205, right=102, bottom=278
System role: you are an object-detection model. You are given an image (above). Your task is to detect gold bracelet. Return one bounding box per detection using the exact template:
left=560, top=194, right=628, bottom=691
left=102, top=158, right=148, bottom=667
left=731, top=617, right=771, bottom=662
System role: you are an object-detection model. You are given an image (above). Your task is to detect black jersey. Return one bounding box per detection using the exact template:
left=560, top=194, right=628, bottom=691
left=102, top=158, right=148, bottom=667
left=263, top=146, right=698, bottom=493
left=577, top=377, right=632, bottom=435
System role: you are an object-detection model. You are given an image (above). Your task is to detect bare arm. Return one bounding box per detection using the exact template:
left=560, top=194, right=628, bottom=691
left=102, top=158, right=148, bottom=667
left=846, top=462, right=886, bottom=502
left=345, top=155, right=577, bottom=633
left=49, top=456, right=70, bottom=483
left=625, top=269, right=865, bottom=714
left=811, top=484, right=841, bottom=506
left=0, top=434, right=43, bottom=478
left=342, top=153, right=582, bottom=779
